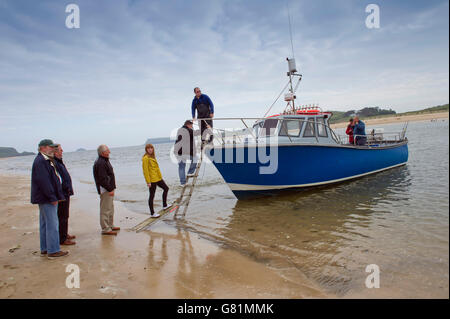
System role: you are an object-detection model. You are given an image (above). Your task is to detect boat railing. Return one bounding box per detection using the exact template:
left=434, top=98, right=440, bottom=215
left=192, top=117, right=340, bottom=146
left=193, top=117, right=408, bottom=147
left=337, top=132, right=407, bottom=146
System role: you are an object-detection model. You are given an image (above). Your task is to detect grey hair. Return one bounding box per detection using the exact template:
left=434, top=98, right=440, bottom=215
left=97, top=144, right=108, bottom=156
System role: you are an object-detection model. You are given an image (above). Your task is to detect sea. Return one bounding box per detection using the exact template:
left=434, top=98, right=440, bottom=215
left=1, top=119, right=448, bottom=297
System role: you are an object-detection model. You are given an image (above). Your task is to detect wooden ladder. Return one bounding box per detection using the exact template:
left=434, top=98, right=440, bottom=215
left=173, top=155, right=203, bottom=218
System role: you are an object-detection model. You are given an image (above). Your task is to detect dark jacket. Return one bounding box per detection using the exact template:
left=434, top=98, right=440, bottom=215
left=191, top=94, right=214, bottom=118
left=346, top=124, right=354, bottom=144
left=174, top=125, right=200, bottom=157
left=93, top=156, right=116, bottom=195
left=31, top=153, right=65, bottom=204
left=54, top=157, right=74, bottom=199
left=353, top=120, right=366, bottom=137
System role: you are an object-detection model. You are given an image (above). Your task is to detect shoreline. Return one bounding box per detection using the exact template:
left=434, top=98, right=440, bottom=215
left=0, top=173, right=328, bottom=298
left=330, top=111, right=448, bottom=129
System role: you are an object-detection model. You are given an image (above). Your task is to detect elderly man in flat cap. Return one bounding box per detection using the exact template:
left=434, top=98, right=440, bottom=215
left=31, top=139, right=69, bottom=259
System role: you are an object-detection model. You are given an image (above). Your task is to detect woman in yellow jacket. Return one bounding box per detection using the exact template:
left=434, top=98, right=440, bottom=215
left=142, top=144, right=169, bottom=217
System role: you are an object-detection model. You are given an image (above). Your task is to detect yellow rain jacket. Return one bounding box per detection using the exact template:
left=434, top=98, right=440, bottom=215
left=142, top=155, right=162, bottom=183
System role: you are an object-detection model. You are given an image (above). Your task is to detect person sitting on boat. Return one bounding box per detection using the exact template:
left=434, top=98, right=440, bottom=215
left=174, top=120, right=200, bottom=185
left=142, top=144, right=169, bottom=218
left=353, top=116, right=367, bottom=146
left=191, top=87, right=214, bottom=145
left=346, top=118, right=355, bottom=144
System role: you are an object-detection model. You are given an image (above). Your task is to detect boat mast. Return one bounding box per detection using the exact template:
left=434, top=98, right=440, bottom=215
left=285, top=57, right=302, bottom=113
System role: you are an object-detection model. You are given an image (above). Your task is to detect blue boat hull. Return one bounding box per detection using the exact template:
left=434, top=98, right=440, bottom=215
left=206, top=142, right=408, bottom=199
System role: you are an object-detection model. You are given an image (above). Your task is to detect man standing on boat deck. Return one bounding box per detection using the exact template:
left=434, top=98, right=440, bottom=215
left=31, top=139, right=69, bottom=259
left=53, top=144, right=76, bottom=246
left=191, top=87, right=214, bottom=145
left=93, top=145, right=119, bottom=236
left=353, top=116, right=367, bottom=146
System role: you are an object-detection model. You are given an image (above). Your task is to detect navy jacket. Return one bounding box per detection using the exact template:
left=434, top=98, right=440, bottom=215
left=93, top=156, right=116, bottom=195
left=31, top=153, right=65, bottom=204
left=191, top=94, right=214, bottom=118
left=54, top=157, right=74, bottom=199
left=353, top=120, right=366, bottom=137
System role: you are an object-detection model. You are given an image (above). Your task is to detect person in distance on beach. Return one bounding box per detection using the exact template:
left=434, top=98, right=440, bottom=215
left=142, top=144, right=169, bottom=217
left=93, top=145, right=119, bottom=235
left=31, top=139, right=69, bottom=259
left=53, top=144, right=76, bottom=245
left=191, top=87, right=214, bottom=145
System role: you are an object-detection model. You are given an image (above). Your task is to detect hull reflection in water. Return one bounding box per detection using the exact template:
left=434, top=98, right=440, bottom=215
left=216, top=166, right=412, bottom=296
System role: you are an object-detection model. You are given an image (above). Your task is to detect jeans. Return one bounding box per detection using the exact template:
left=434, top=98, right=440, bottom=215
left=39, top=203, right=60, bottom=254
left=178, top=156, right=197, bottom=185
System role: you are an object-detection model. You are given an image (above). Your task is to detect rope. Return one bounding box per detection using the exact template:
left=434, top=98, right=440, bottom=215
left=263, top=80, right=290, bottom=118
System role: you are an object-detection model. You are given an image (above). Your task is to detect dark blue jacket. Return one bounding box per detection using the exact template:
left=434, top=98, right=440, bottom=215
left=353, top=120, right=366, bottom=137
left=191, top=94, right=214, bottom=118
left=54, top=157, right=74, bottom=199
left=31, top=153, right=65, bottom=204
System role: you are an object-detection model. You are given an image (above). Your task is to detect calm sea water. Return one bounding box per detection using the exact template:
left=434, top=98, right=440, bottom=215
left=1, top=119, right=448, bottom=297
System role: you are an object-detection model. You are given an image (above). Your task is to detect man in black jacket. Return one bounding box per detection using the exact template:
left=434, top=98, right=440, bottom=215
left=93, top=144, right=119, bottom=235
left=174, top=120, right=199, bottom=185
left=31, top=139, right=69, bottom=259
left=54, top=144, right=76, bottom=245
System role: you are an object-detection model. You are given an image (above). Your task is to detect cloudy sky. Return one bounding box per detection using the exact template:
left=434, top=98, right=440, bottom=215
left=0, top=0, right=448, bottom=152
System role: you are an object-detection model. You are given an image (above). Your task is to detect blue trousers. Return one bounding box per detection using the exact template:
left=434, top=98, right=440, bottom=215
left=39, top=203, right=60, bottom=254
left=178, top=157, right=197, bottom=185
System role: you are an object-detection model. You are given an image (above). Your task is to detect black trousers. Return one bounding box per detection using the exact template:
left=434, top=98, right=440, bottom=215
left=355, top=136, right=367, bottom=146
left=200, top=119, right=213, bottom=143
left=148, top=180, right=169, bottom=215
left=57, top=197, right=70, bottom=244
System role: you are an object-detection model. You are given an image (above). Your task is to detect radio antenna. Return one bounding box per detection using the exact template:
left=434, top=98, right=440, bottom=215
left=287, top=1, right=295, bottom=59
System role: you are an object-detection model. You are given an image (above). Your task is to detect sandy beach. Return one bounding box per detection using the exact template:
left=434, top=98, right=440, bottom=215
left=330, top=111, right=449, bottom=129
left=0, top=173, right=328, bottom=299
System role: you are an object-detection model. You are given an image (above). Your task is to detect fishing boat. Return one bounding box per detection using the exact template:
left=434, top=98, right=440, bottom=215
left=201, top=58, right=409, bottom=199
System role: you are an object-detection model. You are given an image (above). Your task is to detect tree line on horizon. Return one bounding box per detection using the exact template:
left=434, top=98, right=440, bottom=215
left=327, top=103, right=449, bottom=124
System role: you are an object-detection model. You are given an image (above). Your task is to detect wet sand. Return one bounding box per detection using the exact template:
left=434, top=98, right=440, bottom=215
left=0, top=173, right=328, bottom=298
left=331, top=111, right=448, bottom=129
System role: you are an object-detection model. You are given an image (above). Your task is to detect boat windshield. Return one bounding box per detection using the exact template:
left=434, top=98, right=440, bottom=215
left=260, top=119, right=279, bottom=137
left=279, top=118, right=304, bottom=137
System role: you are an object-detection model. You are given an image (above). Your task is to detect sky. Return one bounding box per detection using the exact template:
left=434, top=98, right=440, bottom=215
left=0, top=0, right=448, bottom=152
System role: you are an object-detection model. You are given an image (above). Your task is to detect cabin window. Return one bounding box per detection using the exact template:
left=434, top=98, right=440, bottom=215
left=316, top=118, right=328, bottom=137
left=303, top=118, right=316, bottom=137
left=279, top=119, right=304, bottom=137
left=260, top=119, right=279, bottom=136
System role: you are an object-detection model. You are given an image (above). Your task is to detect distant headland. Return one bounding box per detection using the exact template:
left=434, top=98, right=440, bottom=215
left=0, top=147, right=35, bottom=158
left=145, top=137, right=172, bottom=145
